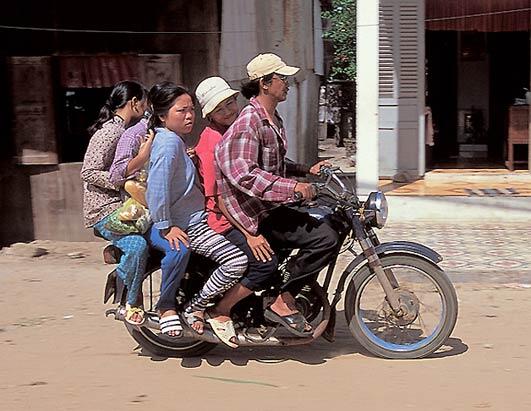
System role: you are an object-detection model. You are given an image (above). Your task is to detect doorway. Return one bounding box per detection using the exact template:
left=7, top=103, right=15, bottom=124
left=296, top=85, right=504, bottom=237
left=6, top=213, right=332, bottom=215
left=426, top=30, right=530, bottom=169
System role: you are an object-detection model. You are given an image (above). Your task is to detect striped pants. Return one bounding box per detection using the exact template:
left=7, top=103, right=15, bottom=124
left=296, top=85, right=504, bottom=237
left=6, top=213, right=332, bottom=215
left=185, top=221, right=248, bottom=313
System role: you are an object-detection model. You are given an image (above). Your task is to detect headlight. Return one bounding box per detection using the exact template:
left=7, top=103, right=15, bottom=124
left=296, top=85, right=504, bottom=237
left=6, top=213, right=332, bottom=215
left=364, top=191, right=388, bottom=228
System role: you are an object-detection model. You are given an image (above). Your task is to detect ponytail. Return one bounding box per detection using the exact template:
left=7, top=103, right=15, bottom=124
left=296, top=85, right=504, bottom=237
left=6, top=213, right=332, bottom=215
left=88, top=80, right=147, bottom=136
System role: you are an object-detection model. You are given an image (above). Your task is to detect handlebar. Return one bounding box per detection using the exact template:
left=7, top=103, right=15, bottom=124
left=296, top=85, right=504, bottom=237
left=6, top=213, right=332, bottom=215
left=293, top=166, right=358, bottom=206
left=316, top=166, right=359, bottom=205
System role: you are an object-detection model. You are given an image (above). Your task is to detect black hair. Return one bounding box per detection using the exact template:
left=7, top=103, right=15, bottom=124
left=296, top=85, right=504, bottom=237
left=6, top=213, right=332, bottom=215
left=147, top=81, right=194, bottom=130
left=240, top=73, right=274, bottom=99
left=88, top=80, right=147, bottom=136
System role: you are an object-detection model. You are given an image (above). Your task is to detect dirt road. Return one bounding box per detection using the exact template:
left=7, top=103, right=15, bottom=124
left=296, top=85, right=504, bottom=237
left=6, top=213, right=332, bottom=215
left=1, top=240, right=530, bottom=411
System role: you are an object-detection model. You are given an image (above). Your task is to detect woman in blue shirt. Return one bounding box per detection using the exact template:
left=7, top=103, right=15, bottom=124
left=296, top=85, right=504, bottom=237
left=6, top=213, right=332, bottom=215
left=146, top=82, right=247, bottom=347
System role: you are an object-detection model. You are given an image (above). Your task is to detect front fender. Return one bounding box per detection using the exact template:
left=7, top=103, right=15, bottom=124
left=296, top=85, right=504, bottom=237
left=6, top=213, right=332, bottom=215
left=375, top=241, right=442, bottom=264
left=331, top=241, right=443, bottom=309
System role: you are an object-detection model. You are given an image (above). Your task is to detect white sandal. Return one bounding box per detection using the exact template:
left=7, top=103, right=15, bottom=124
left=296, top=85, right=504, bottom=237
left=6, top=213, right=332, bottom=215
left=159, top=314, right=183, bottom=338
left=205, top=313, right=239, bottom=349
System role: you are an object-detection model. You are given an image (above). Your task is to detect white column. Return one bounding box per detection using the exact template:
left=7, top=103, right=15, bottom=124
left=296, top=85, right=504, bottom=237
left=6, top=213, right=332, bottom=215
left=417, top=0, right=426, bottom=176
left=356, top=0, right=379, bottom=195
left=528, top=31, right=531, bottom=173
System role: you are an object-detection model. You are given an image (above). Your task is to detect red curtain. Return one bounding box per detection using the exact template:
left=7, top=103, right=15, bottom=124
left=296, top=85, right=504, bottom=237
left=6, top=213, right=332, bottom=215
left=59, top=55, right=141, bottom=88
left=426, top=0, right=531, bottom=31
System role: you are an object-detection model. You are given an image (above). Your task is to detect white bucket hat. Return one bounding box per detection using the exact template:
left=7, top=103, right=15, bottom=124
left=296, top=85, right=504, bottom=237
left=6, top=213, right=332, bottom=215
left=195, top=77, right=239, bottom=118
left=246, top=53, right=300, bottom=80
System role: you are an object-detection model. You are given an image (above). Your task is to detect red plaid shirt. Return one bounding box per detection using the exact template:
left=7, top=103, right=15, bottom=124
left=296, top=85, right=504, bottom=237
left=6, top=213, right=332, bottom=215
left=215, top=97, right=297, bottom=235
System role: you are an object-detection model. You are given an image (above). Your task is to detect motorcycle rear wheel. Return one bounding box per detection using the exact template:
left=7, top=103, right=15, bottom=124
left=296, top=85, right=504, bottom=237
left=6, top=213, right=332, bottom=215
left=344, top=254, right=458, bottom=359
left=125, top=321, right=216, bottom=358
left=124, top=267, right=216, bottom=358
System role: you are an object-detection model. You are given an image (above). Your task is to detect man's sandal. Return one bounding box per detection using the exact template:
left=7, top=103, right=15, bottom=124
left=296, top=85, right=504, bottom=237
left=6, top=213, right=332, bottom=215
left=264, top=308, right=313, bottom=337
left=125, top=304, right=146, bottom=326
left=158, top=315, right=183, bottom=339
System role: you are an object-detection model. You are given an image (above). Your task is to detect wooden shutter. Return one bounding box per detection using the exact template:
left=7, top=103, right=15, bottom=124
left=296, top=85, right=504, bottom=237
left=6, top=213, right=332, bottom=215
left=8, top=56, right=58, bottom=165
left=379, top=1, right=397, bottom=101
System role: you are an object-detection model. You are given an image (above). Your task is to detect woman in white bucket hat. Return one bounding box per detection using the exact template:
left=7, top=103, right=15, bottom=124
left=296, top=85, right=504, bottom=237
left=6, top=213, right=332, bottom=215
left=195, top=76, right=281, bottom=346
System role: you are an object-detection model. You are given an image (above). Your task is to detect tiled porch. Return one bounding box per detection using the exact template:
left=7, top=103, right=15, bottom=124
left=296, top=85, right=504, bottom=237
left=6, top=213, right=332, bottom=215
left=380, top=169, right=531, bottom=197
left=318, top=139, right=531, bottom=197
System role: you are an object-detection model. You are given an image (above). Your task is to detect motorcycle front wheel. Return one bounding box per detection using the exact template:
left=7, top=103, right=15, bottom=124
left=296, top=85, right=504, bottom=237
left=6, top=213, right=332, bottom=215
left=124, top=267, right=216, bottom=358
left=344, top=254, right=458, bottom=359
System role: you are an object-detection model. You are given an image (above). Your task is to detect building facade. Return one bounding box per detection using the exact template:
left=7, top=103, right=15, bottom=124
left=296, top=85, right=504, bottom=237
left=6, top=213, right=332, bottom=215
left=0, top=0, right=323, bottom=244
left=356, top=0, right=531, bottom=194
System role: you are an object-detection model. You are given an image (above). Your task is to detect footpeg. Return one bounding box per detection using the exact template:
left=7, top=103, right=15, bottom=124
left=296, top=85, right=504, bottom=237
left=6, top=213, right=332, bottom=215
left=105, top=308, right=117, bottom=317
left=105, top=306, right=126, bottom=321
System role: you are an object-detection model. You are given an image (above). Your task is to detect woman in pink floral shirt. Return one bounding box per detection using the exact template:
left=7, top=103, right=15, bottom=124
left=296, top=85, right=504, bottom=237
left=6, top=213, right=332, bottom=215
left=81, top=80, right=149, bottom=326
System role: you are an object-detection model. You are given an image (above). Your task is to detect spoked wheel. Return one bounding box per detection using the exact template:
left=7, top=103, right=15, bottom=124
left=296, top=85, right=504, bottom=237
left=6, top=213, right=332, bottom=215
left=344, top=255, right=458, bottom=359
left=124, top=267, right=216, bottom=358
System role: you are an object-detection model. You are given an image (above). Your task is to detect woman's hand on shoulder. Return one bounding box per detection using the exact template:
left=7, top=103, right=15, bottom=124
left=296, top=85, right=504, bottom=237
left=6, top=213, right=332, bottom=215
left=186, top=146, right=196, bottom=159
left=139, top=129, right=155, bottom=155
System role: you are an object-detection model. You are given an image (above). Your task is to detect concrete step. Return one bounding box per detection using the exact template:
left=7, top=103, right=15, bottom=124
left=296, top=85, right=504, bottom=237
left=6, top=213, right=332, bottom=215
left=425, top=169, right=531, bottom=183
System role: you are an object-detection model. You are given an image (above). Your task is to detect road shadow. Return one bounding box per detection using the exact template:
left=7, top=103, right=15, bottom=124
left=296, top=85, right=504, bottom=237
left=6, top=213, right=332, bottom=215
left=139, top=312, right=468, bottom=366
left=427, top=337, right=469, bottom=359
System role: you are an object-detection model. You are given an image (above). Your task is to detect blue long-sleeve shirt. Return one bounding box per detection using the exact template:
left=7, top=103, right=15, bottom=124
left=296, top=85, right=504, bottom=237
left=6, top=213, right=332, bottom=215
left=146, top=127, right=205, bottom=231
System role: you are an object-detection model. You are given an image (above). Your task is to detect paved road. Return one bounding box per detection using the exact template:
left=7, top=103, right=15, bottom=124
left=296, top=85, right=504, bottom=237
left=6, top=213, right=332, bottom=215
left=373, top=222, right=531, bottom=284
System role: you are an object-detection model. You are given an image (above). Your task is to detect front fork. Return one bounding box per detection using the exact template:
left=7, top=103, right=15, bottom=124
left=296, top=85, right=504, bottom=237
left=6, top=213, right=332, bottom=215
left=354, top=221, right=402, bottom=314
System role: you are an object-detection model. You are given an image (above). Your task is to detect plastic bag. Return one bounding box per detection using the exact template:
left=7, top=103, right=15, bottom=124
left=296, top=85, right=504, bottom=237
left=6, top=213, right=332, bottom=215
left=104, top=198, right=151, bottom=235
left=124, top=178, right=147, bottom=207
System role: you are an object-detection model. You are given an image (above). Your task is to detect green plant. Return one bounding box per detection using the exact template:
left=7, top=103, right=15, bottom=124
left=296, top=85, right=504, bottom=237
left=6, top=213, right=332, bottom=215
left=322, top=0, right=356, bottom=80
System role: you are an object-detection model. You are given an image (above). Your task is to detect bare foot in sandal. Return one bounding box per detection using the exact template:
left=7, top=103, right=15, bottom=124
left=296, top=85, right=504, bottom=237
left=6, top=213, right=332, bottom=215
left=184, top=310, right=205, bottom=335
left=159, top=310, right=183, bottom=338
left=205, top=310, right=238, bottom=348
left=125, top=304, right=145, bottom=326
left=267, top=292, right=312, bottom=334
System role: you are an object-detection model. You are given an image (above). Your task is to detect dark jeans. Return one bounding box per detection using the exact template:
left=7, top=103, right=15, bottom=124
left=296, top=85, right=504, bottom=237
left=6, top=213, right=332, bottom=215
left=258, top=206, right=340, bottom=295
left=223, top=228, right=279, bottom=291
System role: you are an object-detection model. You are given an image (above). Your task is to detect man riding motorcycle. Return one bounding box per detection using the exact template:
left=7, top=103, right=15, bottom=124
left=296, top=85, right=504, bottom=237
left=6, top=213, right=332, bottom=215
left=215, top=53, right=340, bottom=336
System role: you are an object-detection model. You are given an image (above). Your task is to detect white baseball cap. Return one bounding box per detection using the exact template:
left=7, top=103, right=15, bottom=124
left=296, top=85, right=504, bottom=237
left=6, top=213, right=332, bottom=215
left=246, top=53, right=300, bottom=80
left=195, top=76, right=239, bottom=118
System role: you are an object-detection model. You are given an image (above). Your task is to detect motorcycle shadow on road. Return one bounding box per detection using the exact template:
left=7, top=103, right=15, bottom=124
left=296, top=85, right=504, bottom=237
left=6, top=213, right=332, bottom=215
left=138, top=312, right=469, bottom=367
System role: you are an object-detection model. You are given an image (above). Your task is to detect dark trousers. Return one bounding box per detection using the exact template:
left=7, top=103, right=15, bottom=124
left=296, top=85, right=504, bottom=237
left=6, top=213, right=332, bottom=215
left=259, top=206, right=340, bottom=295
left=223, top=228, right=279, bottom=291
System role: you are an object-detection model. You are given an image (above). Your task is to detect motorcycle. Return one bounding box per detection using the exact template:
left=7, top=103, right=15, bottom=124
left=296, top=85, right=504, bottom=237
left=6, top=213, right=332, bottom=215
left=103, top=167, right=458, bottom=359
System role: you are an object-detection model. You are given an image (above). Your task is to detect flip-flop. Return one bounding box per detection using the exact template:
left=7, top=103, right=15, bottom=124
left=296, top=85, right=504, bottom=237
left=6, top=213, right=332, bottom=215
left=264, top=308, right=313, bottom=337
left=159, top=314, right=183, bottom=339
left=205, top=312, right=239, bottom=349
left=125, top=304, right=146, bottom=326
